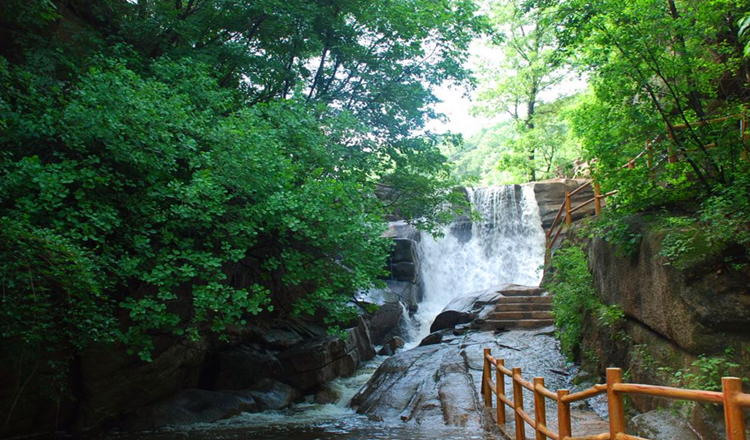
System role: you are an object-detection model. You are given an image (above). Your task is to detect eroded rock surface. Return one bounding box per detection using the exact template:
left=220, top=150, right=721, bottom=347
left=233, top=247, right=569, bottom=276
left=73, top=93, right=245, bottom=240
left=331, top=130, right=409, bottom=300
left=351, top=328, right=607, bottom=437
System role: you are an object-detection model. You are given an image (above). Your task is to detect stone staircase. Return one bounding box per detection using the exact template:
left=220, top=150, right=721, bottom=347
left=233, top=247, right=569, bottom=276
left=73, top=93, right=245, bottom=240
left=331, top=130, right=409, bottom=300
left=482, top=293, right=554, bottom=329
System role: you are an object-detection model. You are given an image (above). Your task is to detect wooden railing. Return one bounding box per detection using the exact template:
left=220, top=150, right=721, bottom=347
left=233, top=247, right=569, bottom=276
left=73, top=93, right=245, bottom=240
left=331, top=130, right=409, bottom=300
left=544, top=180, right=618, bottom=251
left=481, top=349, right=750, bottom=440
left=545, top=111, right=749, bottom=253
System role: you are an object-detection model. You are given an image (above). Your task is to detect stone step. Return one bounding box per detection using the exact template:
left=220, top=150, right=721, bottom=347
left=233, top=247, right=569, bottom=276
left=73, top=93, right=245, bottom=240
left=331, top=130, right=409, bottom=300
left=483, top=319, right=555, bottom=329
left=496, top=303, right=552, bottom=312
left=497, top=296, right=552, bottom=305
left=487, top=311, right=553, bottom=320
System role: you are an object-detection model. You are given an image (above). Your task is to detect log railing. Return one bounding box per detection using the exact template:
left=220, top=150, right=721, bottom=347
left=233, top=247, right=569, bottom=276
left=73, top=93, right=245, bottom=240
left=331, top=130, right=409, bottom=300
left=481, top=349, right=750, bottom=440
left=545, top=111, right=749, bottom=253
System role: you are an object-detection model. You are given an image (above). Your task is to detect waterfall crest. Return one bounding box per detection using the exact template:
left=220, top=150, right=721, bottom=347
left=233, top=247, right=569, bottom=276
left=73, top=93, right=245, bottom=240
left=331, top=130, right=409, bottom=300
left=412, top=184, right=545, bottom=342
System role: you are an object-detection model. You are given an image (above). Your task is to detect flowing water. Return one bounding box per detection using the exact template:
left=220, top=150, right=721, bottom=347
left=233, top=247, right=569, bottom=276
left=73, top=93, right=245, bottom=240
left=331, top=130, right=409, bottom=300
left=100, top=185, right=546, bottom=440
left=99, top=356, right=496, bottom=440
left=411, top=185, right=546, bottom=343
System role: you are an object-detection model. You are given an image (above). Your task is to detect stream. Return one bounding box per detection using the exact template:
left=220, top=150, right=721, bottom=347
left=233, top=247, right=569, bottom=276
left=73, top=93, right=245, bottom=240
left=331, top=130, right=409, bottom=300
left=96, top=184, right=560, bottom=440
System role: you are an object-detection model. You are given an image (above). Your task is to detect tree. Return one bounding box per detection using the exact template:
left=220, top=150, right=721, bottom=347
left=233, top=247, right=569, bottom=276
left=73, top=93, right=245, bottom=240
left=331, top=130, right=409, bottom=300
left=0, top=0, right=486, bottom=368
left=551, top=0, right=750, bottom=192
left=474, top=0, right=569, bottom=181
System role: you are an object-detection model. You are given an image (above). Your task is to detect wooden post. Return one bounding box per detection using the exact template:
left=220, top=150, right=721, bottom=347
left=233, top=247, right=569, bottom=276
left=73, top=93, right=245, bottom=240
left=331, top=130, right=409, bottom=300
left=557, top=389, right=572, bottom=440
left=483, top=348, right=492, bottom=408
left=646, top=142, right=654, bottom=182
left=722, top=377, right=747, bottom=440
left=534, top=377, right=547, bottom=440
left=627, top=159, right=634, bottom=169
left=594, top=182, right=602, bottom=216
left=607, top=368, right=627, bottom=440
left=513, top=367, right=526, bottom=440
left=564, top=191, right=572, bottom=228
left=496, top=359, right=506, bottom=425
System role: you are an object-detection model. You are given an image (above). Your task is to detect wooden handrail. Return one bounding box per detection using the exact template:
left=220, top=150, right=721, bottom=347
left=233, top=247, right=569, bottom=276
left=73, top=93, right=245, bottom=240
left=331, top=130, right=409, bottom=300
left=568, top=434, right=610, bottom=440
left=613, top=383, right=723, bottom=404
left=481, top=349, right=749, bottom=440
left=568, top=180, right=593, bottom=197
left=562, top=384, right=607, bottom=403
left=570, top=197, right=596, bottom=214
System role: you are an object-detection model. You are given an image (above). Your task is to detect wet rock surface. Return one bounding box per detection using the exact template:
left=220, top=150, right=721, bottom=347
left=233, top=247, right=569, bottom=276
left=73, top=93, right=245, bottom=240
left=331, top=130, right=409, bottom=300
left=247, top=378, right=300, bottom=411
left=628, top=410, right=701, bottom=440
left=276, top=317, right=375, bottom=392
left=377, top=336, right=405, bottom=356
left=121, top=389, right=258, bottom=431
left=369, top=302, right=406, bottom=345
left=352, top=328, right=608, bottom=437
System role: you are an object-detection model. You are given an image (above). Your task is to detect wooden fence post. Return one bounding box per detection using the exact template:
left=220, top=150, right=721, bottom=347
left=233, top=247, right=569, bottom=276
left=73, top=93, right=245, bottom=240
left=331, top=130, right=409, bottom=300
left=594, top=182, right=602, bottom=216
left=722, top=377, right=747, bottom=440
left=646, top=142, right=654, bottom=182
left=513, top=367, right=526, bottom=440
left=557, top=389, right=572, bottom=440
left=534, top=377, right=547, bottom=440
left=483, top=348, right=492, bottom=408
left=564, top=191, right=572, bottom=228
left=627, top=159, right=635, bottom=169
left=497, top=359, right=506, bottom=425
left=607, top=368, right=627, bottom=440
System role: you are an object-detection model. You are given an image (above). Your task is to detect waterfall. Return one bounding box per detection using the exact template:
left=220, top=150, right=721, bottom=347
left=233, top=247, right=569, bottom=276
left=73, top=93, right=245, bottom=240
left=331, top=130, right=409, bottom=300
left=411, top=184, right=546, bottom=343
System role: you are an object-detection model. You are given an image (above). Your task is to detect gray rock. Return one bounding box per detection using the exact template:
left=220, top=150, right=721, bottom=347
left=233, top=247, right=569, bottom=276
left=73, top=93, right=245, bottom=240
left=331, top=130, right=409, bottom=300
left=532, top=179, right=595, bottom=230
left=248, top=378, right=299, bottom=410
left=391, top=262, right=417, bottom=282
left=276, top=317, right=374, bottom=392
left=314, top=384, right=341, bottom=404
left=378, top=336, right=406, bottom=356
left=419, top=332, right=443, bottom=346
left=369, top=302, right=405, bottom=345
left=352, top=329, right=573, bottom=431
left=214, top=344, right=283, bottom=390
left=122, top=389, right=257, bottom=431
left=78, top=336, right=209, bottom=430
left=589, top=221, right=750, bottom=354
left=391, top=239, right=417, bottom=263
left=628, top=410, right=701, bottom=440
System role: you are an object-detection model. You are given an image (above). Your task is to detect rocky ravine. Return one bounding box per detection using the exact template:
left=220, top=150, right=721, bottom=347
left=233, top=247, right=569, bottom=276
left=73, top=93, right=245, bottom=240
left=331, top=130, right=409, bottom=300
left=351, top=286, right=608, bottom=440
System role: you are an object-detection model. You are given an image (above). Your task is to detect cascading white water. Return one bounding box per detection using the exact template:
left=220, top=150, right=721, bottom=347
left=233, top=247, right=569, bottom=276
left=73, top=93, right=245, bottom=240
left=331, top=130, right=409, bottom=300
left=411, top=185, right=546, bottom=343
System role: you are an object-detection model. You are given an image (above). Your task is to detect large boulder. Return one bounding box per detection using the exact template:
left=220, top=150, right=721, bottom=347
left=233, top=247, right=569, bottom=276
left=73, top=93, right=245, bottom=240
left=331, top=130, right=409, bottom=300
left=369, top=302, right=405, bottom=345
left=247, top=378, right=300, bottom=411
left=276, top=317, right=375, bottom=392
left=77, top=336, right=209, bottom=430
left=532, top=179, right=595, bottom=230
left=213, top=344, right=283, bottom=390
left=351, top=328, right=586, bottom=434
left=121, top=389, right=258, bottom=431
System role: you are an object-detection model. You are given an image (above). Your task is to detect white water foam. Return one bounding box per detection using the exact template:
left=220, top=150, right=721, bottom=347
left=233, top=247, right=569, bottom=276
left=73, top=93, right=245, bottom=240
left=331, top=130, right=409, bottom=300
left=411, top=185, right=545, bottom=344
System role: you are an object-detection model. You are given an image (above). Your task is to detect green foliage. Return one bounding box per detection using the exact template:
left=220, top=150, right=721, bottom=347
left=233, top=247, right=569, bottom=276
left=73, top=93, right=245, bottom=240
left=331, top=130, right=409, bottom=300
left=546, top=244, right=626, bottom=359
left=660, top=349, right=746, bottom=392
left=581, top=212, right=643, bottom=257
left=450, top=96, right=584, bottom=185
left=546, top=246, right=598, bottom=359
left=0, top=0, right=486, bottom=379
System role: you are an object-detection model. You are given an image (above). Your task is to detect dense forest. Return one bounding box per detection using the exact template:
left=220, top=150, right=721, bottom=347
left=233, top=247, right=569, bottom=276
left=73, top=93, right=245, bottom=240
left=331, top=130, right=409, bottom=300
left=0, top=0, right=484, bottom=361
left=2, top=0, right=750, bottom=437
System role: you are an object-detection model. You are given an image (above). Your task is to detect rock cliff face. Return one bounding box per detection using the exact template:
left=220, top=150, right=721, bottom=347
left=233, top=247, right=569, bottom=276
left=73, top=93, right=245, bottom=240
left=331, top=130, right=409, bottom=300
left=532, top=178, right=595, bottom=231
left=580, top=219, right=750, bottom=438
left=0, top=315, right=376, bottom=437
